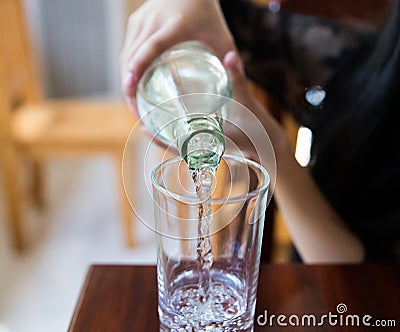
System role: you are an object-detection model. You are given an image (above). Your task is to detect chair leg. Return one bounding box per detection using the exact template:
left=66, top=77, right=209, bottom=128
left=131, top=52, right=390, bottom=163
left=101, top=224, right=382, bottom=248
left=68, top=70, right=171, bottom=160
left=116, top=150, right=135, bottom=247
left=31, top=159, right=45, bottom=209
left=1, top=146, right=25, bottom=250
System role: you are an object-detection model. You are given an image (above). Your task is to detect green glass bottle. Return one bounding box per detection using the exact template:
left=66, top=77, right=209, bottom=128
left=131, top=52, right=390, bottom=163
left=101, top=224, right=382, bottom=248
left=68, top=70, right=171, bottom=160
left=136, top=41, right=232, bottom=170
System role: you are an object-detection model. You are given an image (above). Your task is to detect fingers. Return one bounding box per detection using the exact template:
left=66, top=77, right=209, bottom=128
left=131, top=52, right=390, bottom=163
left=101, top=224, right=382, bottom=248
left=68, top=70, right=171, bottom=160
left=130, top=19, right=185, bottom=77
left=125, top=96, right=139, bottom=118
left=126, top=13, right=161, bottom=66
left=222, top=51, right=270, bottom=161
left=120, top=6, right=148, bottom=96
left=223, top=50, right=249, bottom=100
left=120, top=0, right=235, bottom=117
left=200, top=0, right=237, bottom=61
left=121, top=20, right=185, bottom=105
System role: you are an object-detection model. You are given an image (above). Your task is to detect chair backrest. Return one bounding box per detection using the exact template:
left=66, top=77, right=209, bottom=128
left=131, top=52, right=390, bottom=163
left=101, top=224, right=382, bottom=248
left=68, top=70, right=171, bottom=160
left=0, top=0, right=42, bottom=108
left=0, top=0, right=43, bottom=144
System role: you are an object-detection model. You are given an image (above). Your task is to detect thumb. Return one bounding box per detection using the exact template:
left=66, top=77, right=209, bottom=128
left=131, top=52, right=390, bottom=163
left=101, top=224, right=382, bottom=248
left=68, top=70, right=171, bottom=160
left=223, top=51, right=249, bottom=99
left=125, top=96, right=140, bottom=118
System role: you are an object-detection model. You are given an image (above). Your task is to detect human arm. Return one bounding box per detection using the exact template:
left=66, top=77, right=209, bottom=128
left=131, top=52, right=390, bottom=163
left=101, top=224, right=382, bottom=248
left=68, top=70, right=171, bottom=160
left=274, top=149, right=365, bottom=263
left=224, top=51, right=365, bottom=263
left=120, top=0, right=365, bottom=263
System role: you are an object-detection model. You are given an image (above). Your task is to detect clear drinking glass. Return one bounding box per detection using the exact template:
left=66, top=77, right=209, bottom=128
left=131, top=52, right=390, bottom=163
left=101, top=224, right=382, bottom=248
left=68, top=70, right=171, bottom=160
left=152, top=154, right=270, bottom=331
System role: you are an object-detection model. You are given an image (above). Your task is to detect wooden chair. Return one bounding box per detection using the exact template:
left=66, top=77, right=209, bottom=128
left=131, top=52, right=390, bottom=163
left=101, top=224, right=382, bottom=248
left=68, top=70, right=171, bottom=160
left=0, top=0, right=138, bottom=250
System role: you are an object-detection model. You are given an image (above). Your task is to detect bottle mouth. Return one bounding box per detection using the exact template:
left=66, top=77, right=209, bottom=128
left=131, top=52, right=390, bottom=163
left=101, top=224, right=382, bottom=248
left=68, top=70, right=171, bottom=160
left=176, top=116, right=226, bottom=170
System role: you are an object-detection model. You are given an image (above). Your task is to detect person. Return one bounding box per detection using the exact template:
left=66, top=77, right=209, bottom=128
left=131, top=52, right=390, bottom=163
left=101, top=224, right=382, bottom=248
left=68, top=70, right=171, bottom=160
left=120, top=0, right=400, bottom=262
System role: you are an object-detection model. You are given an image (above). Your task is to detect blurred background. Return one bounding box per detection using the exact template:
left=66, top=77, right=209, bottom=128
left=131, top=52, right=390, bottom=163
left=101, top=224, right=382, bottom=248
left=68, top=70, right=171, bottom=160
left=0, top=1, right=294, bottom=331
left=0, top=1, right=157, bottom=331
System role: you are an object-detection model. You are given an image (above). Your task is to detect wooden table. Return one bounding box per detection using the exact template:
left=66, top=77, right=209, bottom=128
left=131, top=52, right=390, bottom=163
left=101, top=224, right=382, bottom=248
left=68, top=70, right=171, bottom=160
left=69, top=264, right=400, bottom=331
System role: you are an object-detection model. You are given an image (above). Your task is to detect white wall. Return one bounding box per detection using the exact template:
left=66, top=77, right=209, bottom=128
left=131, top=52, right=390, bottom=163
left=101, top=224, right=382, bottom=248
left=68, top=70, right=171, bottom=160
left=22, top=0, right=145, bottom=99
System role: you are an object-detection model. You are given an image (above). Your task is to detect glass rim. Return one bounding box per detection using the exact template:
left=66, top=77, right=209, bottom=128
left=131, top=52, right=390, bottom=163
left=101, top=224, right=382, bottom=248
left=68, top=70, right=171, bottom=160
left=151, top=154, right=270, bottom=204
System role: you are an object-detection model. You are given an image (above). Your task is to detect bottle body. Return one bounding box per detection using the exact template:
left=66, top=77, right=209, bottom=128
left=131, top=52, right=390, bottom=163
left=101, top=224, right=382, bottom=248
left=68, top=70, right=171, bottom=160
left=136, top=41, right=231, bottom=169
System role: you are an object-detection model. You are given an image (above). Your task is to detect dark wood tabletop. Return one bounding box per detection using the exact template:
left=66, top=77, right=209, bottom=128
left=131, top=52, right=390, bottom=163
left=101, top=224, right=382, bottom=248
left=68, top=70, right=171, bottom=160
left=68, top=264, right=400, bottom=332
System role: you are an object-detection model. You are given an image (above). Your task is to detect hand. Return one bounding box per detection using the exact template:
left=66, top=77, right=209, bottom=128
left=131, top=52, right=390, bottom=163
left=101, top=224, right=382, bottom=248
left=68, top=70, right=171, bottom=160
left=222, top=51, right=292, bottom=162
left=120, top=0, right=236, bottom=116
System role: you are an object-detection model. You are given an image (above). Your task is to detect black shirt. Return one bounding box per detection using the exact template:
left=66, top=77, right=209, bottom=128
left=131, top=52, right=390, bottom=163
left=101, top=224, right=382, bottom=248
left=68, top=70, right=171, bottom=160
left=221, top=0, right=400, bottom=261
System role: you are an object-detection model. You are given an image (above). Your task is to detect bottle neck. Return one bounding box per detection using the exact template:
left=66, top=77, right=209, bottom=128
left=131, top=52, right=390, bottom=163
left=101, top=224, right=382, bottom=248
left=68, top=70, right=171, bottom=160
left=175, top=116, right=225, bottom=171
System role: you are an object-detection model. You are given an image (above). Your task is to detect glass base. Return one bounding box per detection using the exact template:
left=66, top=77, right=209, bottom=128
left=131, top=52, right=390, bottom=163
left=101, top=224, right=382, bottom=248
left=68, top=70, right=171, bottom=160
left=158, top=269, right=255, bottom=331
left=159, top=322, right=254, bottom=332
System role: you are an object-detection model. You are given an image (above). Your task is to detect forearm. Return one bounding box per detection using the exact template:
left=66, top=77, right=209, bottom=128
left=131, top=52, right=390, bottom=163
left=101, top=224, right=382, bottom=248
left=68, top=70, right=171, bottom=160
left=248, top=100, right=365, bottom=263
left=273, top=133, right=365, bottom=263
